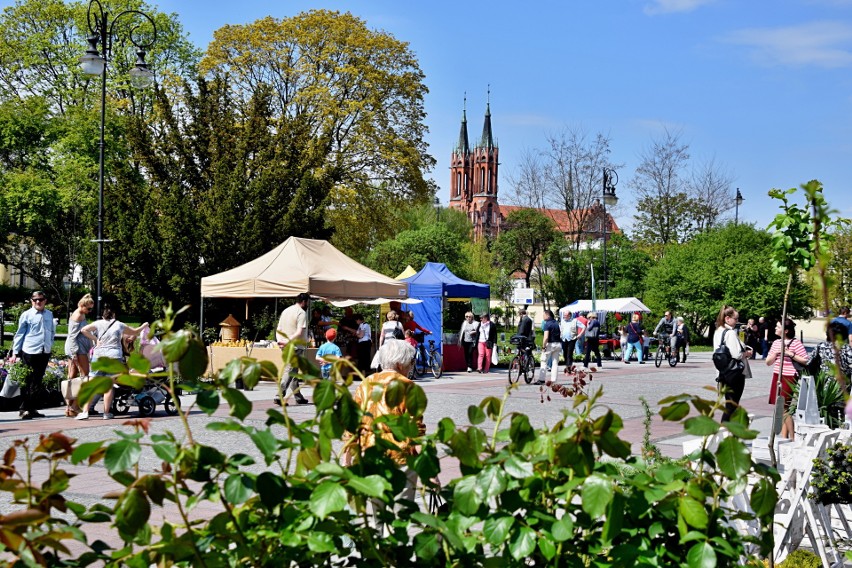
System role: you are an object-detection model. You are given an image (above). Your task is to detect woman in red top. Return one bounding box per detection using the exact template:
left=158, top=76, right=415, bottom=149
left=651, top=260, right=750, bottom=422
left=766, top=318, right=808, bottom=439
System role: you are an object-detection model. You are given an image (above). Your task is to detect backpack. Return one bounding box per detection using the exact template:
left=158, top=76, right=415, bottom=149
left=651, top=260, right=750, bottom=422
left=712, top=329, right=733, bottom=372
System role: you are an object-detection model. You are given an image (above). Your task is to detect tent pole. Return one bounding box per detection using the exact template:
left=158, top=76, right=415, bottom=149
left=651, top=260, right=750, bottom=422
left=200, top=297, right=204, bottom=337
left=245, top=299, right=249, bottom=322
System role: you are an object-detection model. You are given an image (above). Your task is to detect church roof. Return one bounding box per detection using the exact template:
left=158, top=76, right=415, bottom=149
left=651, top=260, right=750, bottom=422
left=456, top=108, right=470, bottom=155
left=478, top=102, right=495, bottom=150
left=498, top=205, right=621, bottom=237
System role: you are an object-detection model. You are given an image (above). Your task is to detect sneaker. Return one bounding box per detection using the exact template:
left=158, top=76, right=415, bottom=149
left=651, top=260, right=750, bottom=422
left=102, top=413, right=114, bottom=420
left=75, top=412, right=89, bottom=421
left=467, top=367, right=473, bottom=372
left=273, top=396, right=282, bottom=406
left=294, top=396, right=309, bottom=405
left=624, top=361, right=630, bottom=364
left=639, top=361, right=646, bottom=364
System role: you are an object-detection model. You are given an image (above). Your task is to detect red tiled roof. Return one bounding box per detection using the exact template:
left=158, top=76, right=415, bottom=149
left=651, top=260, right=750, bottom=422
left=498, top=204, right=621, bottom=236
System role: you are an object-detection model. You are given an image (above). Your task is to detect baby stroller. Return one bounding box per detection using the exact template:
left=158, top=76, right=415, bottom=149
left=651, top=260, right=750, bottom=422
left=111, top=339, right=180, bottom=417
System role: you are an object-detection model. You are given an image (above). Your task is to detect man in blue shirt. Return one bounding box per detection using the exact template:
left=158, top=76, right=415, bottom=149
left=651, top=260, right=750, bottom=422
left=830, top=307, right=852, bottom=343
left=11, top=291, right=56, bottom=419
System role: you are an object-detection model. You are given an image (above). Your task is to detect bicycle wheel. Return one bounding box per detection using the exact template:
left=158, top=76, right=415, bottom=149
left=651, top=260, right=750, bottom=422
left=508, top=357, right=521, bottom=384
left=668, top=347, right=678, bottom=367
left=655, top=346, right=664, bottom=368
left=523, top=354, right=534, bottom=384
left=430, top=351, right=443, bottom=379
left=415, top=348, right=427, bottom=376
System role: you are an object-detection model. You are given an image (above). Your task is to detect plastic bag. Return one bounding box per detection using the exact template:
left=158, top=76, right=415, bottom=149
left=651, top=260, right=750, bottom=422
left=491, top=346, right=498, bottom=365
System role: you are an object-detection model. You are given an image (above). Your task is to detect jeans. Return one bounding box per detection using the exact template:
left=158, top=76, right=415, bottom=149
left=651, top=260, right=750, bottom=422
left=583, top=338, right=601, bottom=368
left=19, top=352, right=49, bottom=412
left=539, top=342, right=561, bottom=383
left=624, top=340, right=642, bottom=362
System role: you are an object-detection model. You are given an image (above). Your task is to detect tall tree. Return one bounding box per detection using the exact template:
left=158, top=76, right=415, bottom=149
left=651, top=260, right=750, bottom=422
left=200, top=10, right=435, bottom=254
left=688, top=156, right=736, bottom=232
left=493, top=209, right=561, bottom=288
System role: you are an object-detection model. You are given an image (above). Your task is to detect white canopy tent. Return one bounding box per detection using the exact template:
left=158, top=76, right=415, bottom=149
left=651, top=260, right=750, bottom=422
left=560, top=297, right=652, bottom=315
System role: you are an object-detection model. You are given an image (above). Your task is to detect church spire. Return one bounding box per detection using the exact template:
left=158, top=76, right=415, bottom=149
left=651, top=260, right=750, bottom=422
left=456, top=93, right=470, bottom=155
left=479, top=86, right=495, bottom=150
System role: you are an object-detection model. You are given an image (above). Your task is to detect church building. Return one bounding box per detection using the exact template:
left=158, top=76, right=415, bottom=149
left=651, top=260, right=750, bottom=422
left=448, top=99, right=619, bottom=244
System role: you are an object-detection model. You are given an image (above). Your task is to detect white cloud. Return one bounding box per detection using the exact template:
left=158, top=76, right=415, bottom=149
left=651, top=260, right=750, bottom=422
left=722, top=21, right=852, bottom=68
left=644, top=0, right=717, bottom=15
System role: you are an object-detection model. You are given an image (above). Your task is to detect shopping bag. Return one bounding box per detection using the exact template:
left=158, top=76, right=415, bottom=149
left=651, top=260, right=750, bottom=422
left=491, top=346, right=499, bottom=365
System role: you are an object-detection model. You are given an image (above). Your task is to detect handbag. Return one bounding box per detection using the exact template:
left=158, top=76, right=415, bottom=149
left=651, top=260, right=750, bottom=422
left=61, top=377, right=88, bottom=402
left=392, top=323, right=405, bottom=340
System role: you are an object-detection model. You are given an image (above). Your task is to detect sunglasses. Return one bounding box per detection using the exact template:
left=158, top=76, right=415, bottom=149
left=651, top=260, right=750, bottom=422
left=32, top=297, right=46, bottom=302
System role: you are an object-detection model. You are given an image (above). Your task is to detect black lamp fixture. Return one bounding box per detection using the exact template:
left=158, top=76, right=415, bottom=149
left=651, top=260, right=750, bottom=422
left=79, top=0, right=157, bottom=315
left=735, top=188, right=744, bottom=225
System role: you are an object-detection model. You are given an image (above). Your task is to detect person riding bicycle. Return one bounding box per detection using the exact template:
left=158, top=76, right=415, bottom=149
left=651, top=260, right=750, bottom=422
left=652, top=311, right=677, bottom=357
left=402, top=311, right=432, bottom=366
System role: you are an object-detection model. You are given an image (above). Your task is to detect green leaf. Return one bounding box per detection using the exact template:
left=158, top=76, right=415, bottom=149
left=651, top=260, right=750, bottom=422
left=724, top=420, right=758, bottom=440
left=551, top=516, right=574, bottom=541
left=115, top=488, right=151, bottom=537
left=509, top=526, right=536, bottom=560
left=221, top=387, right=251, bottom=420
left=385, top=378, right=406, bottom=407
left=115, top=374, right=145, bottom=390
left=678, top=496, right=709, bottom=529
left=313, top=380, right=336, bottom=411
left=160, top=330, right=189, bottom=363
left=71, top=441, right=105, bottom=465
left=716, top=437, right=751, bottom=479
left=467, top=404, right=486, bottom=425
left=538, top=536, right=557, bottom=560
left=686, top=541, right=716, bottom=568
left=483, top=516, right=514, bottom=546
left=250, top=429, right=279, bottom=466
left=750, top=478, right=778, bottom=517
left=256, top=472, right=286, bottom=511
left=104, top=440, right=142, bottom=474
left=77, top=376, right=115, bottom=407
left=413, top=532, right=440, bottom=560
left=478, top=466, right=508, bottom=500
left=224, top=474, right=254, bottom=504
left=306, top=532, right=336, bottom=554
left=241, top=359, right=261, bottom=391
left=309, top=481, right=347, bottom=519
left=582, top=474, right=613, bottom=518
left=503, top=455, right=534, bottom=479
left=220, top=359, right=242, bottom=386
left=91, top=357, right=127, bottom=374
left=453, top=476, right=482, bottom=515
left=684, top=416, right=720, bottom=437
left=126, top=352, right=151, bottom=374
left=151, top=443, right=177, bottom=464
left=196, top=390, right=220, bottom=415
left=347, top=475, right=390, bottom=498
left=660, top=401, right=690, bottom=422
left=481, top=396, right=502, bottom=420
left=405, top=383, right=427, bottom=417
left=178, top=337, right=209, bottom=381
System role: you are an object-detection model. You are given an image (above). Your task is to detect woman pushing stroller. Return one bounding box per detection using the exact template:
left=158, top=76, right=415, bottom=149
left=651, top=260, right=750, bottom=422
left=76, top=304, right=147, bottom=420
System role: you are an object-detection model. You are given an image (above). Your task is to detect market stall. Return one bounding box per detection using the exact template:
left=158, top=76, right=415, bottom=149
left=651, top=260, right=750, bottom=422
left=200, top=237, right=409, bottom=374
left=401, top=263, right=490, bottom=372
left=559, top=297, right=652, bottom=359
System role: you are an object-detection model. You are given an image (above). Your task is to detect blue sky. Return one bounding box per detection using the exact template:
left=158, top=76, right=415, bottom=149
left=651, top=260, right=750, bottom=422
left=81, top=1, right=852, bottom=231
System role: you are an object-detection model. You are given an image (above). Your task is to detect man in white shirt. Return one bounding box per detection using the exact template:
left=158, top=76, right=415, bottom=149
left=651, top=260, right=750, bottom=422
left=560, top=312, right=578, bottom=367
left=275, top=292, right=310, bottom=405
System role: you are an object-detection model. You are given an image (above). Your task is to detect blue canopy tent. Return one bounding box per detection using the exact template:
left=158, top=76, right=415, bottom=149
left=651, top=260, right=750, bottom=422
left=401, top=263, right=490, bottom=365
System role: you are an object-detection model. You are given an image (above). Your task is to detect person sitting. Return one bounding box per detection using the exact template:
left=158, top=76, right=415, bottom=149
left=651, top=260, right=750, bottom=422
left=316, top=328, right=343, bottom=380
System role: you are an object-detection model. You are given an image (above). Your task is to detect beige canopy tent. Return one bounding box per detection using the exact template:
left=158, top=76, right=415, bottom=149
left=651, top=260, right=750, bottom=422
left=200, top=237, right=409, bottom=300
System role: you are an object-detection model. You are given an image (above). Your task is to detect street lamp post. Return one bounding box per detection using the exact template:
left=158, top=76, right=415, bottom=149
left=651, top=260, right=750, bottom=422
left=601, top=168, right=618, bottom=336
left=735, top=188, right=744, bottom=226
left=79, top=0, right=156, bottom=315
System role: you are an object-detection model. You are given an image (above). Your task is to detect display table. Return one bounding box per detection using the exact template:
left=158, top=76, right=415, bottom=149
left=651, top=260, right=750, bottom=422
left=207, top=346, right=318, bottom=376
left=442, top=344, right=466, bottom=372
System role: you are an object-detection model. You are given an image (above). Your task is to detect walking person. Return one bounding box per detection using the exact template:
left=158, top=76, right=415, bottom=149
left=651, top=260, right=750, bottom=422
left=537, top=310, right=562, bottom=384
left=476, top=313, right=497, bottom=374
left=458, top=312, right=480, bottom=372
left=766, top=318, right=807, bottom=439
left=623, top=313, right=644, bottom=364
left=582, top=312, right=602, bottom=369
left=758, top=316, right=770, bottom=359
left=76, top=304, right=147, bottom=420
left=354, top=313, right=372, bottom=376
left=64, top=293, right=95, bottom=416
left=10, top=291, right=56, bottom=419
left=560, top=312, right=578, bottom=367
left=714, top=305, right=752, bottom=423
left=274, top=292, right=311, bottom=406
left=674, top=317, right=691, bottom=363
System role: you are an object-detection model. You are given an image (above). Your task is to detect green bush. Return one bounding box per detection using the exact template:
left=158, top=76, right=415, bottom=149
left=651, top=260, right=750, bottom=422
left=0, top=304, right=779, bottom=566
left=778, top=549, right=821, bottom=568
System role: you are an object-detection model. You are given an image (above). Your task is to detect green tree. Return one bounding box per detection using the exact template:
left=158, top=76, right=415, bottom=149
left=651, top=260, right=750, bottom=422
left=201, top=10, right=435, bottom=248
left=827, top=225, right=852, bottom=311
left=366, top=224, right=464, bottom=278
left=493, top=209, right=561, bottom=288
left=643, top=223, right=812, bottom=337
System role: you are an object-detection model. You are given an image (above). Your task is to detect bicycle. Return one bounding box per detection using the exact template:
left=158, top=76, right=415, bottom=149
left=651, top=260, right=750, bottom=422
left=507, top=334, right=535, bottom=384
left=414, top=335, right=443, bottom=379
left=654, top=333, right=678, bottom=368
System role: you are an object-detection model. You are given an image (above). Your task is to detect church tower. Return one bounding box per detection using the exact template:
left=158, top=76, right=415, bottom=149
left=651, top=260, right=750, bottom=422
left=449, top=92, right=500, bottom=240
